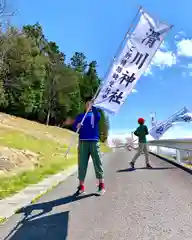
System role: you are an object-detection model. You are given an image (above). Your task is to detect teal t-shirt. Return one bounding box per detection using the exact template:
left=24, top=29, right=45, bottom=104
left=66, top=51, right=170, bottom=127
left=134, top=124, right=148, bottom=143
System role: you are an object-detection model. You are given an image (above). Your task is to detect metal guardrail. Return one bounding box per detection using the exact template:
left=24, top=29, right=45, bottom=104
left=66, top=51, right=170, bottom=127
left=148, top=138, right=192, bottom=150
left=148, top=138, right=192, bottom=167
left=110, top=139, right=192, bottom=168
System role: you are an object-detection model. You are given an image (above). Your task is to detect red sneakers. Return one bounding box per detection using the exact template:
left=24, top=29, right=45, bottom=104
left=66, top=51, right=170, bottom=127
left=75, top=183, right=106, bottom=196
left=75, top=184, right=85, bottom=196
left=97, top=182, right=105, bottom=195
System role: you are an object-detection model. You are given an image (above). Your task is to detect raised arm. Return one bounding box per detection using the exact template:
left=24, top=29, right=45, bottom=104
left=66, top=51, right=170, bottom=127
left=72, top=114, right=82, bottom=132
left=63, top=115, right=81, bottom=132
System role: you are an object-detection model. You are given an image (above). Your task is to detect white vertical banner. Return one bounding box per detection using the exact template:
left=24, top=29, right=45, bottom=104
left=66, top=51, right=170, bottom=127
left=149, top=121, right=173, bottom=140
left=149, top=107, right=189, bottom=140
left=94, top=9, right=172, bottom=114
left=173, top=112, right=192, bottom=123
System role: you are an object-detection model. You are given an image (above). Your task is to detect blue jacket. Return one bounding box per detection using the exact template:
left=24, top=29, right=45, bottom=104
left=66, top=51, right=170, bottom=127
left=72, top=107, right=100, bottom=141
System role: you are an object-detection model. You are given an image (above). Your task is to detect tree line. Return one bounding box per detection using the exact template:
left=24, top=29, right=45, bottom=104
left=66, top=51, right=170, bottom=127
left=0, top=23, right=109, bottom=142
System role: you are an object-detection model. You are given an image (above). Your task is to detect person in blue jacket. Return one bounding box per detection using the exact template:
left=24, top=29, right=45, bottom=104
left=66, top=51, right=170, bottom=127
left=64, top=97, right=105, bottom=195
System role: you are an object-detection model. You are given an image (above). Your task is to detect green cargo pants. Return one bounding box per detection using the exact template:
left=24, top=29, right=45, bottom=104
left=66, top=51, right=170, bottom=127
left=78, top=140, right=104, bottom=181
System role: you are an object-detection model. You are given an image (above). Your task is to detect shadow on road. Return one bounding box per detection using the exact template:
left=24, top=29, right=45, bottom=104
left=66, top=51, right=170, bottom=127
left=117, top=167, right=175, bottom=172
left=4, top=193, right=96, bottom=240
left=7, top=211, right=69, bottom=240
left=18, top=193, right=96, bottom=218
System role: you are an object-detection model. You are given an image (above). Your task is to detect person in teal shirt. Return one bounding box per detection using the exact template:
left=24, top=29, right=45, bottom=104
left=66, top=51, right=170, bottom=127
left=130, top=118, right=152, bottom=169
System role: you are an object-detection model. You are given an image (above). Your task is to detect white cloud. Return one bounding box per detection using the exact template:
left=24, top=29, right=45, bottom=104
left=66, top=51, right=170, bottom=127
left=131, top=89, right=138, bottom=93
left=160, top=41, right=169, bottom=51
left=160, top=125, right=192, bottom=139
left=177, top=39, right=192, bottom=57
left=144, top=41, right=176, bottom=76
left=144, top=66, right=153, bottom=76
left=144, top=49, right=176, bottom=76
left=175, top=31, right=186, bottom=40
left=152, top=50, right=177, bottom=68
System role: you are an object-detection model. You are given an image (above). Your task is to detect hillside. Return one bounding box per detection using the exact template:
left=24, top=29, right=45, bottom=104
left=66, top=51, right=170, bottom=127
left=0, top=113, right=110, bottom=199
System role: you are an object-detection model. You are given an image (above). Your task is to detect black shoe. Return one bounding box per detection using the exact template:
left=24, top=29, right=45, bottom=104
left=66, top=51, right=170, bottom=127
left=146, top=163, right=152, bottom=169
left=129, top=162, right=135, bottom=169
left=74, top=185, right=85, bottom=196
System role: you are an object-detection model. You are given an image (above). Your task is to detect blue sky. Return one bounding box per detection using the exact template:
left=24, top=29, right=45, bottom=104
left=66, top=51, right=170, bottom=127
left=12, top=0, right=192, bottom=140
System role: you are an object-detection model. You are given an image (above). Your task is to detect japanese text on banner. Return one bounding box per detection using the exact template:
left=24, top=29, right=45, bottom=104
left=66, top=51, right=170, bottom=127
left=149, top=108, right=189, bottom=139
left=94, top=10, right=171, bottom=114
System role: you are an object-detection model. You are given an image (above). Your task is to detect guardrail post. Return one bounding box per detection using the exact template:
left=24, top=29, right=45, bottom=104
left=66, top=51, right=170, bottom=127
left=176, top=149, right=181, bottom=163
left=157, top=146, right=160, bottom=155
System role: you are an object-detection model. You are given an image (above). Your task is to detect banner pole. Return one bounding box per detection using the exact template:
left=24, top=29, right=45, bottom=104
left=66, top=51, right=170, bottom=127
left=64, top=6, right=142, bottom=158
left=102, top=6, right=142, bottom=82
left=155, top=112, right=157, bottom=125
left=90, top=5, right=142, bottom=101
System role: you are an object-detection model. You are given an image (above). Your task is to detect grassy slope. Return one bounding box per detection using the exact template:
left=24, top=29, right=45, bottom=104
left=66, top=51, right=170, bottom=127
left=155, top=153, right=192, bottom=169
left=0, top=113, right=110, bottom=199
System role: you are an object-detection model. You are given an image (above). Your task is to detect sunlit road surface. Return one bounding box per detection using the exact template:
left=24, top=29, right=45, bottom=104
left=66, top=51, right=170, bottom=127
left=0, top=150, right=192, bottom=240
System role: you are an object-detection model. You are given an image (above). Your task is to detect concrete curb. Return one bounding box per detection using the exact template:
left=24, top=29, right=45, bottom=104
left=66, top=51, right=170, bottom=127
left=0, top=153, right=106, bottom=224
left=149, top=151, right=192, bottom=175
left=0, top=165, right=77, bottom=223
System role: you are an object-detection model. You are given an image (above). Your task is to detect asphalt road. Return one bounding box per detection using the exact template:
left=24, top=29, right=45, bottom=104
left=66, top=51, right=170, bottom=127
left=0, top=149, right=192, bottom=240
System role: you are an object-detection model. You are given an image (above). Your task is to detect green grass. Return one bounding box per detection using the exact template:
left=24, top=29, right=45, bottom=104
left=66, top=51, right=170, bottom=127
left=157, top=153, right=175, bottom=161
left=183, top=156, right=192, bottom=161
left=0, top=127, right=77, bottom=199
left=185, top=164, right=192, bottom=168
left=0, top=125, right=110, bottom=199
left=154, top=153, right=192, bottom=169
left=0, top=217, right=6, bottom=224
left=100, top=143, right=111, bottom=153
